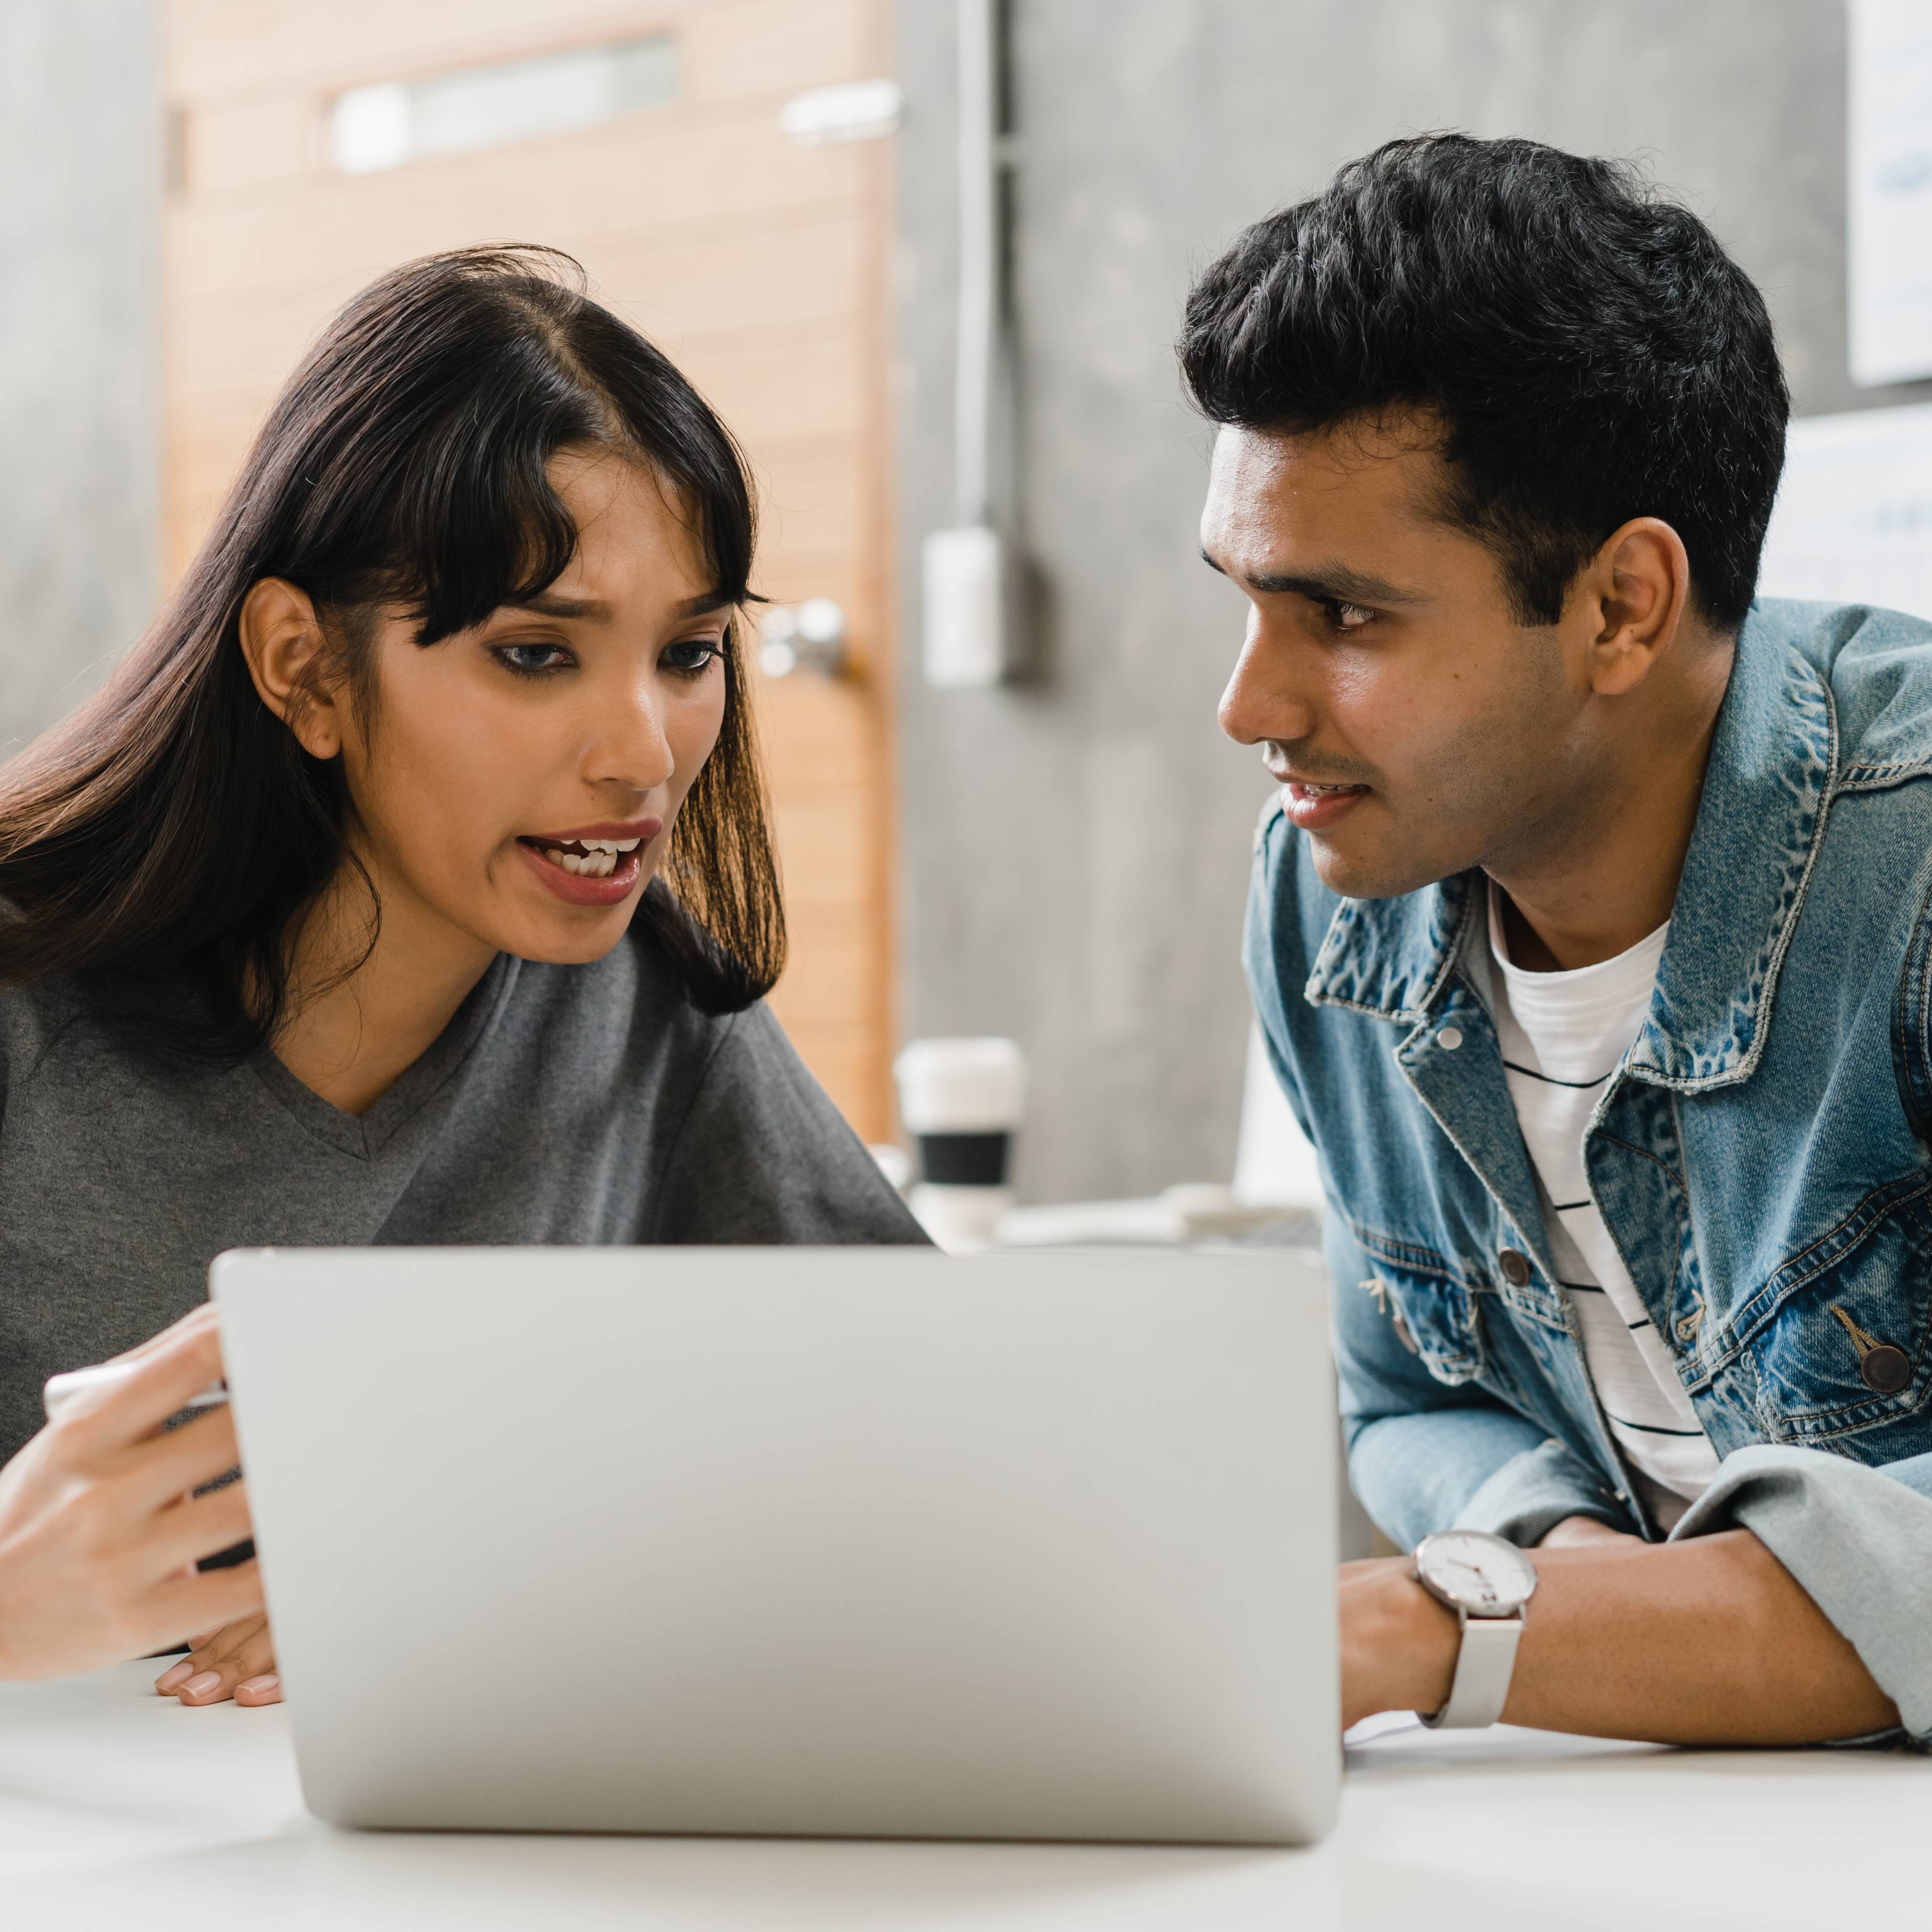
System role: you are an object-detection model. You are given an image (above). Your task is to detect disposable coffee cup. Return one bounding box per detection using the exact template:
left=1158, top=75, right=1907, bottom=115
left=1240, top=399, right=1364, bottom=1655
left=893, top=1037, right=1027, bottom=1250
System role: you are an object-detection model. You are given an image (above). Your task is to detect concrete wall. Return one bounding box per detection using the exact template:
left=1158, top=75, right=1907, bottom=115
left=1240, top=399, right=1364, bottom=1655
left=0, top=0, right=158, bottom=755
left=895, top=0, right=1932, bottom=1204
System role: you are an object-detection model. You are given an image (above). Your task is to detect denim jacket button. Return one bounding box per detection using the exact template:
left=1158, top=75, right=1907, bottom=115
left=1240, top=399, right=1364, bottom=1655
left=1498, top=1248, right=1532, bottom=1287
left=1860, top=1345, right=1912, bottom=1395
left=1437, top=1025, right=1464, bottom=1051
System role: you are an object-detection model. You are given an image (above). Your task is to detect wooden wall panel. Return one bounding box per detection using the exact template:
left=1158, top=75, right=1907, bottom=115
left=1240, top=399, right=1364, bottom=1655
left=162, top=0, right=898, bottom=1138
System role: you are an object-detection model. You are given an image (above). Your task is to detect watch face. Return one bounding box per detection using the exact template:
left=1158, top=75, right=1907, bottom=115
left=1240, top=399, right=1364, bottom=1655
left=1415, top=1530, right=1539, bottom=1614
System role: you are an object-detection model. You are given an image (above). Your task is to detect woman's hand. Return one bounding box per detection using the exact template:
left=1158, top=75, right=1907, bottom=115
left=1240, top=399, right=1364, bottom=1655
left=0, top=1306, right=262, bottom=1682
left=155, top=1612, right=279, bottom=1706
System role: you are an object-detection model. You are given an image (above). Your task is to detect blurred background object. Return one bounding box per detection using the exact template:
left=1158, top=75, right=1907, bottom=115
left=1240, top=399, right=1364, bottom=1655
left=0, top=0, right=158, bottom=754
left=894, top=1035, right=1027, bottom=1250
left=6, top=1, right=1932, bottom=1217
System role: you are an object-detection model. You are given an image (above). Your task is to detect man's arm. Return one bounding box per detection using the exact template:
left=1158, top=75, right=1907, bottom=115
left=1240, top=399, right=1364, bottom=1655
left=1340, top=1528, right=1898, bottom=1742
left=1326, top=1216, right=1639, bottom=1545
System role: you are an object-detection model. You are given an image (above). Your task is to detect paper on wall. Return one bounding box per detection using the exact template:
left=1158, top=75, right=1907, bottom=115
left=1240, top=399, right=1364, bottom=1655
left=1850, top=0, right=1932, bottom=387
left=1758, top=403, right=1932, bottom=622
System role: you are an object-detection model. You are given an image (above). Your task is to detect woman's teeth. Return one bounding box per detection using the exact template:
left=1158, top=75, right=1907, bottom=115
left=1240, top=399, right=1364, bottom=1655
left=537, top=836, right=641, bottom=878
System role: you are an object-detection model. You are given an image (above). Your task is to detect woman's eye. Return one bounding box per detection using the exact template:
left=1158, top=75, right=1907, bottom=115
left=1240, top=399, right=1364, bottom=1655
left=661, top=639, right=720, bottom=676
left=493, top=643, right=573, bottom=677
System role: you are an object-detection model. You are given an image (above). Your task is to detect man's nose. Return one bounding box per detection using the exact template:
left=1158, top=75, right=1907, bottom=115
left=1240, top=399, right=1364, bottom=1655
left=1218, top=622, right=1318, bottom=748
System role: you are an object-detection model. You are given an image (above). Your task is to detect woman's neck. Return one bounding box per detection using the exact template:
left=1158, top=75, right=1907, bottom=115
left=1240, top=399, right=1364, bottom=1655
left=273, top=867, right=498, bottom=1118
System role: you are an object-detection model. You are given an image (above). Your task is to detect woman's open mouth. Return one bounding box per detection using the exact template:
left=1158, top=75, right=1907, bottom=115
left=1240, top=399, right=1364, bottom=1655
left=524, top=835, right=640, bottom=879
left=515, top=824, right=659, bottom=906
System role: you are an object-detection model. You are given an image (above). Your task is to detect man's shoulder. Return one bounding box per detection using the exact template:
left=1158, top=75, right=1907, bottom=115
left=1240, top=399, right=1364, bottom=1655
left=1750, top=597, right=1932, bottom=787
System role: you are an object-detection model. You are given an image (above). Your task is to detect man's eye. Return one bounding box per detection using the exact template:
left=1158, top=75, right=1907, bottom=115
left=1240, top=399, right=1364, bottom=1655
left=662, top=639, right=720, bottom=675
left=493, top=643, right=572, bottom=677
left=1328, top=601, right=1376, bottom=631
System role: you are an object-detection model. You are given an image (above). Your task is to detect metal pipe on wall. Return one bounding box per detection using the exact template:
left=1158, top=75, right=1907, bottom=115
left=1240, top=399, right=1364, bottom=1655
left=953, top=0, right=998, bottom=529
left=921, top=0, right=1010, bottom=688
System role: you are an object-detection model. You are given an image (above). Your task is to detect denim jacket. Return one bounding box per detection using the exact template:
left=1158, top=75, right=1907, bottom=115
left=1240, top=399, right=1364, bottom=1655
left=1247, top=600, right=1932, bottom=1740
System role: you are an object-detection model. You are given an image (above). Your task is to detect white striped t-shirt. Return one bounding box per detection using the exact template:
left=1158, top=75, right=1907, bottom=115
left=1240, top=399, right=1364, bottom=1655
left=1487, top=885, right=1719, bottom=1530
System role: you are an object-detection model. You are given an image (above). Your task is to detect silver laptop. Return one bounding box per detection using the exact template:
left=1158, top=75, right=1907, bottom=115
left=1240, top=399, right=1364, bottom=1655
left=213, top=1245, right=1339, bottom=1844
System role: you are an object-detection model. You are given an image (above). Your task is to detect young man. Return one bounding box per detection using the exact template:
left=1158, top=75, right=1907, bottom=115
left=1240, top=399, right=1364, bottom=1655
left=1184, top=135, right=1931, bottom=1745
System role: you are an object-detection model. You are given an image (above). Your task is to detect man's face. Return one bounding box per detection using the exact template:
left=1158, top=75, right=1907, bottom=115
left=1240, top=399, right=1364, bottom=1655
left=1203, top=416, right=1593, bottom=900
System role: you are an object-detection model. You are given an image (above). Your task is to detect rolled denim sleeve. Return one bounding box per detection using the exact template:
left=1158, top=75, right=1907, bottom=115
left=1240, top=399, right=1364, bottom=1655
left=1327, top=1216, right=1636, bottom=1548
left=1451, top=1437, right=1639, bottom=1548
left=1671, top=1445, right=1932, bottom=1743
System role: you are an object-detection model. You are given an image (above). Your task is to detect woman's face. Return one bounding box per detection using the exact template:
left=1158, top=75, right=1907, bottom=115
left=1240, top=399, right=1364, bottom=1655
left=332, top=450, right=730, bottom=969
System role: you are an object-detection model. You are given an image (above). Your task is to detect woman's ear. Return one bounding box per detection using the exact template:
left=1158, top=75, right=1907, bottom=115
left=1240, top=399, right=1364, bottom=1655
left=238, top=578, right=343, bottom=758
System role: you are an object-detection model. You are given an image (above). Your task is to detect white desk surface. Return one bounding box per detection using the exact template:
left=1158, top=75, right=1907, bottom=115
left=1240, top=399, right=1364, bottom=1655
left=2, top=1662, right=1919, bottom=1931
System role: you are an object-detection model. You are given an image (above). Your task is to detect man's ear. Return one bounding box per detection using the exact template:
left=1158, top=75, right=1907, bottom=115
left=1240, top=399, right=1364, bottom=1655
left=238, top=578, right=343, bottom=759
left=1579, top=518, right=1692, bottom=697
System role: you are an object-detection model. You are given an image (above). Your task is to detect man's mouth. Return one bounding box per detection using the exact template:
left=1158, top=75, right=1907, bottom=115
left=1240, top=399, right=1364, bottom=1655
left=517, top=834, right=643, bottom=880
left=1279, top=776, right=1371, bottom=831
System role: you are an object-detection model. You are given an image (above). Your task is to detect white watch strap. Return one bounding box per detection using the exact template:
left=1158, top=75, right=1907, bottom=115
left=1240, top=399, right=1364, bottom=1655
left=1424, top=1612, right=1523, bottom=1728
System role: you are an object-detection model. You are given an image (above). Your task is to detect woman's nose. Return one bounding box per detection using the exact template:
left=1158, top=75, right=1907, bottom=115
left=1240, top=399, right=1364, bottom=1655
left=584, top=684, right=675, bottom=793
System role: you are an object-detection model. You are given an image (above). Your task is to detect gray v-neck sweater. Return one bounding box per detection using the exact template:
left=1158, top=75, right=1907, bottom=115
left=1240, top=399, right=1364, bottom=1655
left=0, top=933, right=925, bottom=1464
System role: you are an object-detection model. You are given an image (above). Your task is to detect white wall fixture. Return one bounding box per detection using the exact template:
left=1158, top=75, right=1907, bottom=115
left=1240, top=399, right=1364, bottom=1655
left=1758, top=403, right=1932, bottom=620
left=1849, top=0, right=1932, bottom=386
left=330, top=37, right=676, bottom=174
left=778, top=79, right=904, bottom=145
left=921, top=0, right=1012, bottom=688
left=921, top=526, right=1005, bottom=687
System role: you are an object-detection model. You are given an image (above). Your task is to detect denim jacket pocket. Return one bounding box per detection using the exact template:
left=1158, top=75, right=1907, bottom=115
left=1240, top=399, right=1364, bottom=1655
left=1348, top=1219, right=1485, bottom=1386
left=1728, top=1171, right=1932, bottom=1445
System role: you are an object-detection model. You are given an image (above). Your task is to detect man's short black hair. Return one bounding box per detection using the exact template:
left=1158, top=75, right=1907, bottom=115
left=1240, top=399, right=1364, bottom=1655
left=1179, top=134, right=1789, bottom=632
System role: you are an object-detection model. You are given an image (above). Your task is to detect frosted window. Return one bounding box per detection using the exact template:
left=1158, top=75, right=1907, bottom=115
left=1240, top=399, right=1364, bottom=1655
left=332, top=38, right=677, bottom=175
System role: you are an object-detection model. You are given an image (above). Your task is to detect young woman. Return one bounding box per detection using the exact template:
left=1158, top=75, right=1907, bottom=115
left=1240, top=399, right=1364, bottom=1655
left=0, top=247, right=922, bottom=1705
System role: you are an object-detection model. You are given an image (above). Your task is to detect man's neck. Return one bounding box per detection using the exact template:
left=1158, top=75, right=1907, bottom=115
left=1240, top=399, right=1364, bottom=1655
left=1490, top=638, right=1734, bottom=973
left=274, top=861, right=497, bottom=1118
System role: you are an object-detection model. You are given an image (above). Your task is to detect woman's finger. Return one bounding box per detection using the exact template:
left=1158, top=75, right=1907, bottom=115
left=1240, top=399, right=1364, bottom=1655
left=155, top=1610, right=267, bottom=1693
left=56, top=1317, right=228, bottom=1460
left=142, top=1478, right=254, bottom=1579
left=117, top=1405, right=245, bottom=1515
left=141, top=1561, right=265, bottom=1665
left=171, top=1613, right=277, bottom=1706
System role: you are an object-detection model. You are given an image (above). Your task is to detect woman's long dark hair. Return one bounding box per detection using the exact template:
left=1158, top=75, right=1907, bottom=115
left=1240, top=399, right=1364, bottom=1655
left=0, top=245, right=785, bottom=1060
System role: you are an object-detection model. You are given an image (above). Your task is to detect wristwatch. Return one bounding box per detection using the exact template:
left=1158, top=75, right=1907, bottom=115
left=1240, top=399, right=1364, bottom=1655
left=1411, top=1529, right=1539, bottom=1728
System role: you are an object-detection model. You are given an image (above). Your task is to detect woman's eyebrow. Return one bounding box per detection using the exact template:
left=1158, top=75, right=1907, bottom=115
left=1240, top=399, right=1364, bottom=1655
left=511, top=592, right=613, bottom=621
left=505, top=590, right=734, bottom=621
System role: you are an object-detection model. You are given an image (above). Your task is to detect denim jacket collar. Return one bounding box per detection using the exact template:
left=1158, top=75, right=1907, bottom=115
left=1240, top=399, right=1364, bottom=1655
left=1304, top=620, right=1837, bottom=1092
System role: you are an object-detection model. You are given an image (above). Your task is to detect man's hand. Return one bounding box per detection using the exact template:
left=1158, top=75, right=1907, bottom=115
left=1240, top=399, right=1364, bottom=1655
left=155, top=1612, right=279, bottom=1706
left=0, top=1307, right=263, bottom=1681
left=1340, top=1555, right=1458, bottom=1729
left=1339, top=1530, right=1901, bottom=1743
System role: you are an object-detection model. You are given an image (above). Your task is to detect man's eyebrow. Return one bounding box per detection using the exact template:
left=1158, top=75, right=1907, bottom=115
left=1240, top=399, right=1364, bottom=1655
left=1198, top=549, right=1425, bottom=607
